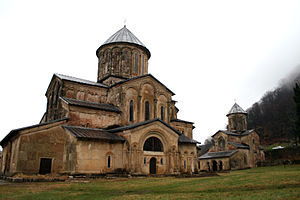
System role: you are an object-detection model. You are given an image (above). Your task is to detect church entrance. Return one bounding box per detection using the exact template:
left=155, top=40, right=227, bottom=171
left=150, top=157, right=156, bottom=174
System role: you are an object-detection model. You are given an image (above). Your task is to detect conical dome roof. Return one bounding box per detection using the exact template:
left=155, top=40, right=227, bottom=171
left=96, top=26, right=151, bottom=58
left=226, top=103, right=247, bottom=116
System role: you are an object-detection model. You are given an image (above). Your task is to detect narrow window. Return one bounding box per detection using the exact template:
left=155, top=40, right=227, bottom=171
left=107, top=155, right=111, bottom=168
left=142, top=55, right=145, bottom=74
left=160, top=106, right=164, bottom=121
left=160, top=158, right=163, bottom=165
left=184, top=160, right=187, bottom=169
left=144, top=157, right=146, bottom=165
left=134, top=53, right=138, bottom=73
left=129, top=100, right=134, bottom=122
left=145, top=101, right=150, bottom=120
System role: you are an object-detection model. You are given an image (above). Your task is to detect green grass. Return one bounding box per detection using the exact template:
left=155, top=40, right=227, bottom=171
left=1, top=165, right=300, bottom=199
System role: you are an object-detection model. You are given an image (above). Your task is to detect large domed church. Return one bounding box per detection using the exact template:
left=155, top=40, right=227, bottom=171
left=0, top=26, right=199, bottom=176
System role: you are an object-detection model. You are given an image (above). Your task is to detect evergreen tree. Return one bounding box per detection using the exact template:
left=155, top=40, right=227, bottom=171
left=293, top=83, right=300, bottom=145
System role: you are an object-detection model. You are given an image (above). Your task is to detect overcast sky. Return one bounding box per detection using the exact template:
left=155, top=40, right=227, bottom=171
left=1, top=0, right=300, bottom=149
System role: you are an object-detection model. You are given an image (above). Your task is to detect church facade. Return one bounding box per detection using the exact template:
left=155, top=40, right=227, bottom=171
left=199, top=103, right=265, bottom=171
left=0, top=26, right=199, bottom=176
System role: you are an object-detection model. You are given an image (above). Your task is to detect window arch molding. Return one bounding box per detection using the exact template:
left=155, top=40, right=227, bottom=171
left=143, top=136, right=164, bottom=152
left=139, top=132, right=168, bottom=153
left=218, top=137, right=225, bottom=151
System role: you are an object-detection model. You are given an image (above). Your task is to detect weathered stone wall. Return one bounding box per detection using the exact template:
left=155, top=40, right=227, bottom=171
left=17, top=125, right=74, bottom=174
left=210, top=132, right=228, bottom=152
left=170, top=121, right=194, bottom=139
left=200, top=157, right=230, bottom=171
left=108, top=76, right=173, bottom=126
left=117, top=121, right=183, bottom=175
left=66, top=104, right=121, bottom=129
left=1, top=120, right=74, bottom=175
left=45, top=77, right=109, bottom=122
left=228, top=113, right=247, bottom=133
left=75, top=140, right=124, bottom=174
left=97, top=43, right=149, bottom=81
left=63, top=81, right=108, bottom=103
left=178, top=143, right=198, bottom=173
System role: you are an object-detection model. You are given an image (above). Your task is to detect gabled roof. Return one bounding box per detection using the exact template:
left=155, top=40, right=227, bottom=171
left=170, top=119, right=194, bottom=124
left=55, top=73, right=108, bottom=88
left=178, top=134, right=200, bottom=144
left=0, top=118, right=69, bottom=146
left=212, top=129, right=254, bottom=137
left=228, top=142, right=250, bottom=149
left=97, top=26, right=151, bottom=58
left=106, top=118, right=180, bottom=135
left=199, top=150, right=238, bottom=159
left=227, top=103, right=247, bottom=116
left=110, top=74, right=175, bottom=95
left=63, top=125, right=125, bottom=142
left=46, top=74, right=108, bottom=96
left=106, top=118, right=200, bottom=144
left=60, top=97, right=121, bottom=113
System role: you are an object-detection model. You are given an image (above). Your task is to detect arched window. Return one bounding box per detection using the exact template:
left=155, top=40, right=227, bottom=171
left=143, top=137, right=163, bottom=152
left=129, top=100, right=134, bottom=122
left=145, top=101, right=150, bottom=120
left=218, top=137, right=225, bottom=151
left=134, top=53, right=138, bottom=73
left=142, top=55, right=145, bottom=74
left=244, top=154, right=248, bottom=165
left=160, top=106, right=164, bottom=121
left=107, top=155, right=111, bottom=168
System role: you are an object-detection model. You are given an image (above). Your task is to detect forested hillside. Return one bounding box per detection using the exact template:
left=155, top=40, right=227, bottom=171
left=247, top=66, right=300, bottom=145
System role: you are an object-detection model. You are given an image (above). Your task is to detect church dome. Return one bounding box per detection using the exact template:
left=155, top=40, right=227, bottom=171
left=226, top=103, right=247, bottom=116
left=96, top=26, right=151, bottom=59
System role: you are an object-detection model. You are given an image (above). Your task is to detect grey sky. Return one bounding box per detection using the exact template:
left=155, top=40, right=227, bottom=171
left=1, top=0, right=300, bottom=148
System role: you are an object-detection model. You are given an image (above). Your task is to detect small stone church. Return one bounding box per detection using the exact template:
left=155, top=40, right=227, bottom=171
left=0, top=26, right=199, bottom=176
left=199, top=103, right=265, bottom=171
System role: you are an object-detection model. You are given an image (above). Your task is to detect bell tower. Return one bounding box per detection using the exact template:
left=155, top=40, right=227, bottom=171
left=227, top=103, right=248, bottom=133
left=96, top=26, right=151, bottom=85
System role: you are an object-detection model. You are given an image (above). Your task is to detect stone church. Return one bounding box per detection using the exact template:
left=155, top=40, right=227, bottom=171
left=0, top=26, right=199, bottom=176
left=199, top=103, right=265, bottom=171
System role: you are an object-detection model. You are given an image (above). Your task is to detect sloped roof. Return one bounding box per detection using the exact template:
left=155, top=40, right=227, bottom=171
left=178, top=134, right=199, bottom=144
left=199, top=150, right=238, bottom=159
left=106, top=118, right=200, bottom=144
left=170, top=119, right=194, bottom=124
left=107, top=118, right=180, bottom=135
left=0, top=118, right=69, bottom=146
left=97, top=26, right=151, bottom=58
left=227, top=103, right=247, bottom=116
left=60, top=97, right=121, bottom=113
left=212, top=129, right=254, bottom=137
left=55, top=74, right=108, bottom=88
left=110, top=74, right=175, bottom=95
left=63, top=125, right=125, bottom=142
left=228, top=141, right=250, bottom=149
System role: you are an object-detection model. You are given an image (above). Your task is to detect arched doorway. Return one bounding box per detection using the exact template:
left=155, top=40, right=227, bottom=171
left=212, top=160, right=218, bottom=171
left=219, top=161, right=223, bottom=171
left=150, top=157, right=157, bottom=174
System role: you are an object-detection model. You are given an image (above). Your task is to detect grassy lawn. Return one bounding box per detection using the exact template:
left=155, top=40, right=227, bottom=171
left=1, top=165, right=300, bottom=200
